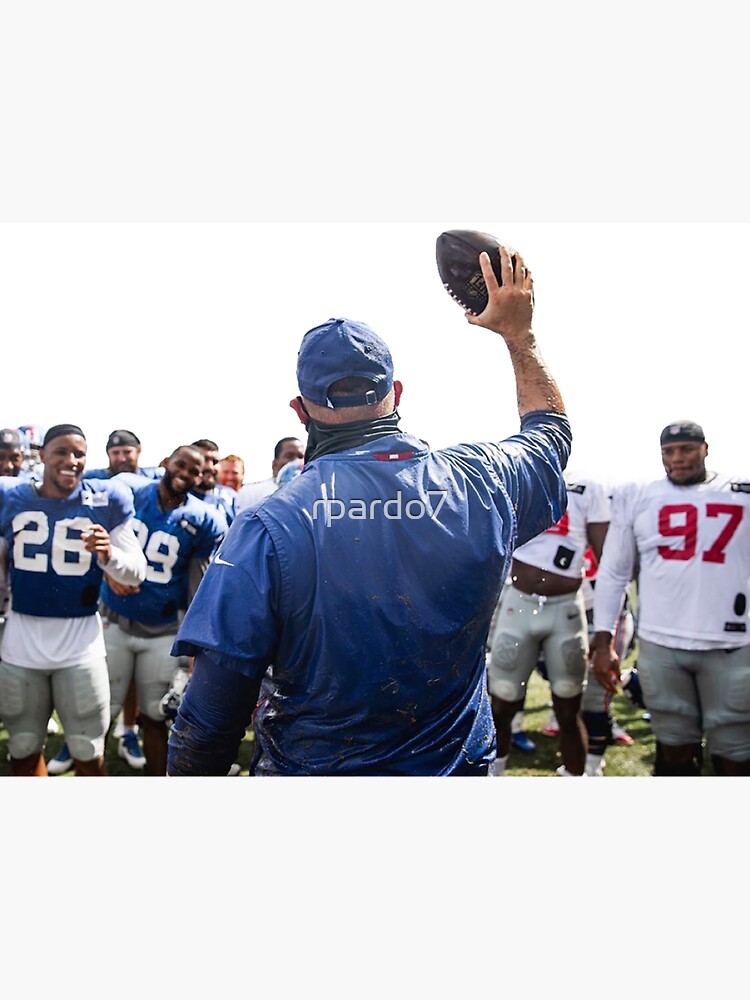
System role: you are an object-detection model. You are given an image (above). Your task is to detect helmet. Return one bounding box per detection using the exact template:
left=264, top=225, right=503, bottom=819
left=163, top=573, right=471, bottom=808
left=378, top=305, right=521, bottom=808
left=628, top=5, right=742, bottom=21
left=158, top=666, right=191, bottom=723
left=17, top=424, right=45, bottom=452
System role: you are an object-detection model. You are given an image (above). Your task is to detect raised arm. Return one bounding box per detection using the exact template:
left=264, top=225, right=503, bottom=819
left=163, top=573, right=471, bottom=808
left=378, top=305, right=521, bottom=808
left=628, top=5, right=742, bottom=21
left=466, top=247, right=565, bottom=417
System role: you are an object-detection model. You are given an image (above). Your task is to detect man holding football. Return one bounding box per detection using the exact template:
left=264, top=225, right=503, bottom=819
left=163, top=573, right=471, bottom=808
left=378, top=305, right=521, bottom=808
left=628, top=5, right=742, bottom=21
left=166, top=243, right=573, bottom=776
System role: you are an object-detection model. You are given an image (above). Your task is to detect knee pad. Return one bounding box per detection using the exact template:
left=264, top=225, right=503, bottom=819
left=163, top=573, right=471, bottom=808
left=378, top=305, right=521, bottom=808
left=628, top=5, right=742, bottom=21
left=487, top=635, right=530, bottom=703
left=490, top=678, right=525, bottom=703
left=551, top=678, right=583, bottom=699
left=67, top=733, right=105, bottom=763
left=8, top=731, right=44, bottom=759
left=139, top=682, right=178, bottom=722
left=549, top=638, right=587, bottom=699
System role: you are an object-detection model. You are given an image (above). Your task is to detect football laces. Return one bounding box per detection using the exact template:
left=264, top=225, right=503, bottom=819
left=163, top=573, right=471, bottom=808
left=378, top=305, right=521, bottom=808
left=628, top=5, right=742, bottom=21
left=443, top=282, right=476, bottom=315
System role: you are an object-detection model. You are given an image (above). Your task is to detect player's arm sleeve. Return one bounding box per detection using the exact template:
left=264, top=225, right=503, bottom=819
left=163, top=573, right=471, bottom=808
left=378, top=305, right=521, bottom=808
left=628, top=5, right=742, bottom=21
left=491, top=411, right=573, bottom=545
left=171, top=515, right=281, bottom=677
left=167, top=651, right=261, bottom=776
left=100, top=521, right=148, bottom=586
left=592, top=491, right=637, bottom=634
left=167, top=517, right=279, bottom=776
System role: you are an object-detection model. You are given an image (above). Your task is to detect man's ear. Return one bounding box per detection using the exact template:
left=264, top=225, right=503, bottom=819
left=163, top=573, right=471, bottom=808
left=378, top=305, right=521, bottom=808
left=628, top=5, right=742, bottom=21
left=289, top=397, right=309, bottom=426
left=393, top=380, right=403, bottom=408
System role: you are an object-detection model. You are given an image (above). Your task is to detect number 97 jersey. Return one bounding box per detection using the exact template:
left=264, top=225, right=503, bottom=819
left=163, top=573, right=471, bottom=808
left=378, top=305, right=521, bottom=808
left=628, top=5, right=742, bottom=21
left=613, top=473, right=750, bottom=646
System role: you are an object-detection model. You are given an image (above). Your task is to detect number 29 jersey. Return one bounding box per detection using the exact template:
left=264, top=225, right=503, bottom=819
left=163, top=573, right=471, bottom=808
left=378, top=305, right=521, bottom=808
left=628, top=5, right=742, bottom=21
left=595, top=473, right=750, bottom=648
left=101, top=478, right=225, bottom=625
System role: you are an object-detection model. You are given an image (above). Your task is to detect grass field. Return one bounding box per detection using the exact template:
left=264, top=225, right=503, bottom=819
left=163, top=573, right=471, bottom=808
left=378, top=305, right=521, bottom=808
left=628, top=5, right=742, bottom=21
left=0, top=644, right=676, bottom=777
left=0, top=712, right=259, bottom=778
left=506, top=651, right=656, bottom=776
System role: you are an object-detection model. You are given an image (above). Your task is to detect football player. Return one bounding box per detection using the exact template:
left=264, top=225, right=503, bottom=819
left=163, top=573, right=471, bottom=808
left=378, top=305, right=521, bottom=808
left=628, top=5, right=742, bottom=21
left=99, top=445, right=226, bottom=776
left=85, top=428, right=164, bottom=480
left=592, top=421, right=750, bottom=776
left=487, top=475, right=610, bottom=776
left=76, top=428, right=163, bottom=768
left=0, top=424, right=146, bottom=776
left=190, top=438, right=237, bottom=534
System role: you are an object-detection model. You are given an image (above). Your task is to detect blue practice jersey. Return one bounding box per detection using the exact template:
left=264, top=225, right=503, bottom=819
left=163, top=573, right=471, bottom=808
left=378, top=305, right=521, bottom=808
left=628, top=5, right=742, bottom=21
left=101, top=476, right=225, bottom=625
left=191, top=485, right=236, bottom=533
left=0, top=476, right=136, bottom=618
left=171, top=411, right=571, bottom=776
left=85, top=465, right=164, bottom=480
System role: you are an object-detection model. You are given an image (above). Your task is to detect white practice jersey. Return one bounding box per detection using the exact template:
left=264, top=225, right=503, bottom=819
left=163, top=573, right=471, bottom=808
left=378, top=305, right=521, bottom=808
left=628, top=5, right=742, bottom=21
left=593, top=472, right=750, bottom=649
left=512, top=478, right=610, bottom=581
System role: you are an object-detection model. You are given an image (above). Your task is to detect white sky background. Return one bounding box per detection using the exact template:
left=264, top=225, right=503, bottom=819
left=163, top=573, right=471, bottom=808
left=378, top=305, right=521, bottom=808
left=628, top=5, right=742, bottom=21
left=2, top=1, right=750, bottom=993
left=2, top=220, right=748, bottom=485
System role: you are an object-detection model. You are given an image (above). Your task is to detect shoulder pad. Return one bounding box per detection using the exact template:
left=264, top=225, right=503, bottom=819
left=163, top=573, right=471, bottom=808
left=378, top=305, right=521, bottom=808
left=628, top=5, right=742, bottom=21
left=730, top=482, right=750, bottom=493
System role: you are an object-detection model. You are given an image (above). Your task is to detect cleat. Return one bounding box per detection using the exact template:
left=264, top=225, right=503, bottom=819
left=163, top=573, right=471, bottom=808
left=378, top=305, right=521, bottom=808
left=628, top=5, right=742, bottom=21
left=227, top=763, right=241, bottom=776
left=511, top=731, right=537, bottom=753
left=612, top=720, right=635, bottom=745
left=118, top=730, right=146, bottom=770
left=555, top=765, right=584, bottom=777
left=46, top=716, right=60, bottom=735
left=47, top=743, right=74, bottom=775
left=542, top=710, right=560, bottom=737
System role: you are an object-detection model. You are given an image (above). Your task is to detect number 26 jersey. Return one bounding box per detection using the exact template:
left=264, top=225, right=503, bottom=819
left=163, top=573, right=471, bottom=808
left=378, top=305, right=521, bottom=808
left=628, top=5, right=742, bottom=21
left=0, top=476, right=135, bottom=618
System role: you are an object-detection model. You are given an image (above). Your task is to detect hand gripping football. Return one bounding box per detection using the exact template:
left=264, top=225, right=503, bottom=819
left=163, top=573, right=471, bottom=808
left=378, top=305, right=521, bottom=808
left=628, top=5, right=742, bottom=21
left=436, top=229, right=514, bottom=315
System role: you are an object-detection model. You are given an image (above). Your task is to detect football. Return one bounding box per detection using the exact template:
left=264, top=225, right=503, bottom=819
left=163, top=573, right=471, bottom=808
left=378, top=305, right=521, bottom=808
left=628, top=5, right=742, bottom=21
left=436, top=229, right=512, bottom=314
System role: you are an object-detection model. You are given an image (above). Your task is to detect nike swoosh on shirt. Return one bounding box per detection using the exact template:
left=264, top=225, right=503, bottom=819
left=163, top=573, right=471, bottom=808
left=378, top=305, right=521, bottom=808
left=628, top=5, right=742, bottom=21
left=214, top=554, right=235, bottom=567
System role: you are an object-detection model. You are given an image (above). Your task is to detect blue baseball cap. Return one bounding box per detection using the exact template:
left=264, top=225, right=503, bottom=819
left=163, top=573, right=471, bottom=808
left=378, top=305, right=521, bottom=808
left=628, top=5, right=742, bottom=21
left=296, top=317, right=394, bottom=409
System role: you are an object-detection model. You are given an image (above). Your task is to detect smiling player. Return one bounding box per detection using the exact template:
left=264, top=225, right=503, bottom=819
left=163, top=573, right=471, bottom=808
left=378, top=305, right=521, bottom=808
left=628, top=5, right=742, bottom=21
left=0, top=424, right=146, bottom=776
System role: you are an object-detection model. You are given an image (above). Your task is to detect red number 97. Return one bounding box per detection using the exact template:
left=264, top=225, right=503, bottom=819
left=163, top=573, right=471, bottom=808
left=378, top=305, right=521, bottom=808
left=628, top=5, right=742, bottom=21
left=658, top=503, right=743, bottom=563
